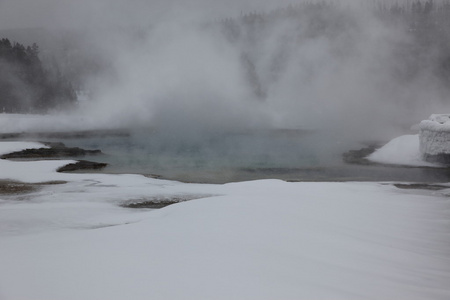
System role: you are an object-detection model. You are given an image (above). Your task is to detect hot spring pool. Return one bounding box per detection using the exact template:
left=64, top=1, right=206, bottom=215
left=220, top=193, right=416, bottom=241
left=38, top=128, right=450, bottom=183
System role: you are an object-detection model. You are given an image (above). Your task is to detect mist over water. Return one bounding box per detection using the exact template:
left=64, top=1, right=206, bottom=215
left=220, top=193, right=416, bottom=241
left=69, top=2, right=448, bottom=142
left=3, top=1, right=448, bottom=136
left=2, top=1, right=450, bottom=181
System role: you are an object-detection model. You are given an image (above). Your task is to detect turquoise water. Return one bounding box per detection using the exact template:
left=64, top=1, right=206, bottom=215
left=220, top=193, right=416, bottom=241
left=53, top=129, right=450, bottom=183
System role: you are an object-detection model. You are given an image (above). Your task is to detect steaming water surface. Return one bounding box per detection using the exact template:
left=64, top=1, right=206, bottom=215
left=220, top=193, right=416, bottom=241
left=54, top=129, right=450, bottom=184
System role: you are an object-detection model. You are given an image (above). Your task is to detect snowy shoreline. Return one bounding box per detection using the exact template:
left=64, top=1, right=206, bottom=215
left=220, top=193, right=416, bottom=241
left=1, top=140, right=450, bottom=299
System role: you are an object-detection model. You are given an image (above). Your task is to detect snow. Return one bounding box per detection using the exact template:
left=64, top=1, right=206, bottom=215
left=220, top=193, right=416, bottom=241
left=1, top=142, right=450, bottom=299
left=419, top=114, right=450, bottom=132
left=368, top=134, right=440, bottom=167
left=0, top=141, right=48, bottom=155
left=417, top=114, right=450, bottom=157
left=369, top=115, right=450, bottom=165
left=420, top=128, right=450, bottom=156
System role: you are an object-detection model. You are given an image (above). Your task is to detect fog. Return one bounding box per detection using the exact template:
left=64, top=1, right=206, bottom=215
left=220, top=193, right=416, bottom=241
left=1, top=0, right=450, bottom=144
left=0, top=0, right=295, bottom=29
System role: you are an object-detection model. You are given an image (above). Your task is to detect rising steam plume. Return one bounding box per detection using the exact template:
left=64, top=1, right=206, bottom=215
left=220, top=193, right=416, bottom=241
left=1, top=0, right=450, bottom=143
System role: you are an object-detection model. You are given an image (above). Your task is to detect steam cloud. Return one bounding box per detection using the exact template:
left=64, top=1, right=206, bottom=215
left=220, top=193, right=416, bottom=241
left=1, top=0, right=450, bottom=143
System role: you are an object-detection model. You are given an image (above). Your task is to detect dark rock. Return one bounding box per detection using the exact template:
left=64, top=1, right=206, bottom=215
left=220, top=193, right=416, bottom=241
left=1, top=143, right=102, bottom=159
left=0, top=180, right=67, bottom=195
left=422, top=153, right=450, bottom=165
left=122, top=200, right=179, bottom=209
left=1, top=141, right=107, bottom=173
left=57, top=160, right=108, bottom=172
left=38, top=181, right=68, bottom=185
left=145, top=174, right=163, bottom=179
left=0, top=181, right=38, bottom=194
left=342, top=146, right=378, bottom=165
left=121, top=195, right=212, bottom=209
left=393, top=183, right=449, bottom=190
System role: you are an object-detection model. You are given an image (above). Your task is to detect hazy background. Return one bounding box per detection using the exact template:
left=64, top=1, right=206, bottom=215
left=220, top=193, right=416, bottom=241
left=1, top=0, right=449, bottom=144
left=0, top=0, right=301, bottom=29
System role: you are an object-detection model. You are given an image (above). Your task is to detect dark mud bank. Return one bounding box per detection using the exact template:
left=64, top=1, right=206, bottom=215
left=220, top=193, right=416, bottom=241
left=342, top=145, right=378, bottom=165
left=1, top=142, right=108, bottom=173
left=1, top=142, right=102, bottom=159
left=0, top=180, right=67, bottom=195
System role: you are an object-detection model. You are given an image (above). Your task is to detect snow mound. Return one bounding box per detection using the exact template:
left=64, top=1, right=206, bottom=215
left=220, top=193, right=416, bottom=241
left=368, top=134, right=439, bottom=167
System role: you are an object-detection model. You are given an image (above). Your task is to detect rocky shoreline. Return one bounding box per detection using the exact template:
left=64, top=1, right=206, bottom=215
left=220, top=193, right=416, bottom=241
left=0, top=141, right=108, bottom=172
left=1, top=142, right=102, bottom=159
left=1, top=137, right=449, bottom=200
left=57, top=160, right=108, bottom=172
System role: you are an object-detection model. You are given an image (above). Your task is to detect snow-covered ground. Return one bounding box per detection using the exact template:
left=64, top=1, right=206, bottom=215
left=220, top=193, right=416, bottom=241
left=1, top=139, right=450, bottom=299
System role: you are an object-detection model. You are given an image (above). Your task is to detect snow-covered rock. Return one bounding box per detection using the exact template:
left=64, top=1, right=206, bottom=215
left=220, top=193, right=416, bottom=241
left=419, top=114, right=450, bottom=163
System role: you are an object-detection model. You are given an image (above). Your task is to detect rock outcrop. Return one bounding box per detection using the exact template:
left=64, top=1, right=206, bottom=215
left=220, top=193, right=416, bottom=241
left=1, top=142, right=101, bottom=159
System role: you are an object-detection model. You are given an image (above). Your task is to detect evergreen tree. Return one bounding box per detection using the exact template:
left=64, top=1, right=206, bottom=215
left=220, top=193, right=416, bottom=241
left=0, top=39, right=75, bottom=113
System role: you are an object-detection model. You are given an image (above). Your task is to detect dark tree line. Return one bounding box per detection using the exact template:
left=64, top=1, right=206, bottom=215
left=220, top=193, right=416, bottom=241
left=0, top=38, right=76, bottom=113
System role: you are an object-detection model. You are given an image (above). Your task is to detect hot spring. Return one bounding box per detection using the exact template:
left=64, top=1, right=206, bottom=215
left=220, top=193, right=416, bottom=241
left=44, top=128, right=450, bottom=184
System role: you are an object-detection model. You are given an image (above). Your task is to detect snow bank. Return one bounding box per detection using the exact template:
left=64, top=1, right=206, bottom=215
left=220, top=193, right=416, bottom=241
left=368, top=115, right=450, bottom=166
left=367, top=134, right=440, bottom=167
left=1, top=142, right=450, bottom=299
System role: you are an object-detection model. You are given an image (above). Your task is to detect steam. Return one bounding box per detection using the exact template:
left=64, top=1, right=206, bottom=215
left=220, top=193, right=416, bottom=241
left=83, top=23, right=266, bottom=135
left=2, top=0, right=450, bottom=143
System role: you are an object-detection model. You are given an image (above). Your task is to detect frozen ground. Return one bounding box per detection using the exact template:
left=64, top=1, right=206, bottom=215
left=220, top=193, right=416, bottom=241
left=1, top=138, right=450, bottom=299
